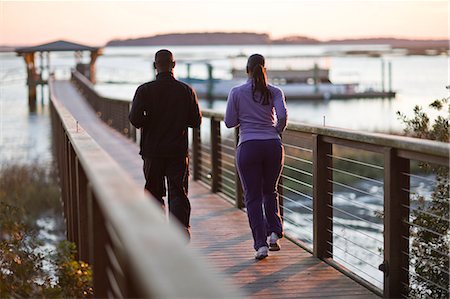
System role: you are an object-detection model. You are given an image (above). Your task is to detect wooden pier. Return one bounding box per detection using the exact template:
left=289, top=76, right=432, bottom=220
left=49, top=71, right=449, bottom=298
left=51, top=78, right=378, bottom=298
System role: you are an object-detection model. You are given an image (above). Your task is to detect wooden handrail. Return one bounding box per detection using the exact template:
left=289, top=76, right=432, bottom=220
left=64, top=72, right=449, bottom=298
left=201, top=108, right=449, bottom=160
left=196, top=108, right=448, bottom=298
left=49, top=78, right=241, bottom=298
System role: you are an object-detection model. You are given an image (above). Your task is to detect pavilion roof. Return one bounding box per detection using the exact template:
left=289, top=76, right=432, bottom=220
left=15, top=40, right=101, bottom=54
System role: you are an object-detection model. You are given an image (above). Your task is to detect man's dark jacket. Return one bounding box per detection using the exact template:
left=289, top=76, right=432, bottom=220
left=129, top=72, right=202, bottom=158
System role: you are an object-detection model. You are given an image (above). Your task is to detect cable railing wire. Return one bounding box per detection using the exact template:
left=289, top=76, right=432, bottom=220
left=329, top=180, right=384, bottom=200
left=332, top=254, right=383, bottom=286
left=284, top=143, right=313, bottom=153
left=281, top=174, right=313, bottom=189
left=279, top=184, right=313, bottom=200
left=282, top=205, right=314, bottom=226
left=402, top=268, right=449, bottom=292
left=331, top=217, right=384, bottom=244
left=402, top=172, right=436, bottom=183
left=285, top=154, right=313, bottom=165
left=218, top=166, right=235, bottom=177
left=401, top=236, right=449, bottom=257
left=283, top=164, right=313, bottom=177
left=330, top=204, right=383, bottom=232
left=328, top=154, right=384, bottom=170
left=280, top=194, right=313, bottom=212
left=328, top=166, right=383, bottom=185
left=403, top=220, right=447, bottom=238
left=332, top=231, right=383, bottom=258
left=401, top=204, right=450, bottom=223
left=328, top=241, right=383, bottom=274
left=220, top=174, right=235, bottom=185
left=330, top=192, right=382, bottom=214
left=220, top=143, right=235, bottom=152
left=401, top=252, right=450, bottom=276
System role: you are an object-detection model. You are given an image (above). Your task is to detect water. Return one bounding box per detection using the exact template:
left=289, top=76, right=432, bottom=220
left=94, top=45, right=449, bottom=132
left=1, top=45, right=447, bottom=290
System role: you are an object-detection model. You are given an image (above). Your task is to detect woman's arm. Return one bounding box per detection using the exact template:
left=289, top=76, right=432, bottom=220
left=224, top=88, right=239, bottom=128
left=273, top=88, right=288, bottom=133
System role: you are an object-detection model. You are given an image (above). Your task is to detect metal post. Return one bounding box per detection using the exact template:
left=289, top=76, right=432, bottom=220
left=382, top=148, right=409, bottom=298
left=388, top=61, right=392, bottom=93
left=210, top=118, right=221, bottom=193
left=313, top=63, right=319, bottom=94
left=192, top=127, right=201, bottom=181
left=186, top=63, right=191, bottom=82
left=381, top=59, right=385, bottom=92
left=312, top=134, right=333, bottom=259
left=206, top=63, right=214, bottom=100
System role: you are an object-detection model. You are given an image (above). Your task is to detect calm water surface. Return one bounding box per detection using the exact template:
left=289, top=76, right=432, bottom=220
left=1, top=46, right=447, bottom=289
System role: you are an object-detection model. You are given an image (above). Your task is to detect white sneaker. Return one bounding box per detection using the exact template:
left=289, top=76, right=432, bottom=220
left=255, top=246, right=269, bottom=260
left=269, top=232, right=281, bottom=251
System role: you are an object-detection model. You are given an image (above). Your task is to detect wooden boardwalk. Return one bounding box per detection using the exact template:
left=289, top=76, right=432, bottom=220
left=51, top=80, right=379, bottom=298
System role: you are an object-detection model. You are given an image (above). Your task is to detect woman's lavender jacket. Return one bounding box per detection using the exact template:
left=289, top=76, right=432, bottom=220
left=224, top=79, right=288, bottom=145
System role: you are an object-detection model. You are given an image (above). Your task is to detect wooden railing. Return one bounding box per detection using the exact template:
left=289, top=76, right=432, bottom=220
left=194, top=109, right=449, bottom=298
left=71, top=70, right=136, bottom=141
left=67, top=71, right=449, bottom=298
left=49, top=79, right=241, bottom=298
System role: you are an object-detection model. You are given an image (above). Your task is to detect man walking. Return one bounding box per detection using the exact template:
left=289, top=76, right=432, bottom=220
left=129, top=49, right=202, bottom=240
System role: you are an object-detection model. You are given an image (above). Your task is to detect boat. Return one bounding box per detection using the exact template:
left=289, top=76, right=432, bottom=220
left=180, top=66, right=395, bottom=100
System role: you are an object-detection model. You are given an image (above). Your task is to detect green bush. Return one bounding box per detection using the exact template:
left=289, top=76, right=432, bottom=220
left=397, top=94, right=449, bottom=298
left=0, top=162, right=93, bottom=298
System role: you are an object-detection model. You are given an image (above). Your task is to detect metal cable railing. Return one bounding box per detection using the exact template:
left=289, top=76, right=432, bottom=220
left=399, top=166, right=449, bottom=298
left=191, top=109, right=449, bottom=298
left=49, top=80, right=241, bottom=298
left=71, top=70, right=136, bottom=141
left=68, top=72, right=449, bottom=298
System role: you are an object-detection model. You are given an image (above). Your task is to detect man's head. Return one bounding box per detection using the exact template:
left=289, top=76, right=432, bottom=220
left=154, top=49, right=175, bottom=73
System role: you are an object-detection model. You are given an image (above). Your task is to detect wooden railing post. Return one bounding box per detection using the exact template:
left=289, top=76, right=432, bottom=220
left=75, top=158, right=89, bottom=262
left=278, top=137, right=284, bottom=218
left=312, top=134, right=333, bottom=259
left=234, top=128, right=244, bottom=209
left=383, top=148, right=410, bottom=298
left=68, top=143, right=79, bottom=250
left=63, top=135, right=71, bottom=241
left=192, top=127, right=201, bottom=181
left=88, top=188, right=109, bottom=297
left=210, top=118, right=221, bottom=193
left=129, top=102, right=137, bottom=142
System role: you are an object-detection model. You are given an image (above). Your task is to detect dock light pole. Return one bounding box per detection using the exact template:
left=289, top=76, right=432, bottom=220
left=206, top=63, right=214, bottom=100
left=186, top=63, right=191, bottom=83
left=381, top=59, right=385, bottom=92
left=313, top=63, right=319, bottom=94
left=388, top=61, right=392, bottom=92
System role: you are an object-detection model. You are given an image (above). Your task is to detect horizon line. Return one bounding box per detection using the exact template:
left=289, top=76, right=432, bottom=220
left=2, top=32, right=448, bottom=48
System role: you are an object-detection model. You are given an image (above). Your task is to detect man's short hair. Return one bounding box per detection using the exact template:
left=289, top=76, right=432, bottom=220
left=155, top=49, right=174, bottom=67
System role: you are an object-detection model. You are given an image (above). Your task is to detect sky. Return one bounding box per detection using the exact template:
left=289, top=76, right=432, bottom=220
left=0, top=0, right=448, bottom=46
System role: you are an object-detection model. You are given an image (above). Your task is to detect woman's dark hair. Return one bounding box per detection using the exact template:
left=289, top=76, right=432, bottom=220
left=247, top=54, right=271, bottom=105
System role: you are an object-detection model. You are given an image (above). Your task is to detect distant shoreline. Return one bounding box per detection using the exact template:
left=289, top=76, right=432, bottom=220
left=105, top=33, right=449, bottom=55
left=2, top=32, right=448, bottom=55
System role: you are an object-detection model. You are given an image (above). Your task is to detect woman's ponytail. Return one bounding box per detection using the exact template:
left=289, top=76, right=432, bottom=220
left=248, top=54, right=271, bottom=105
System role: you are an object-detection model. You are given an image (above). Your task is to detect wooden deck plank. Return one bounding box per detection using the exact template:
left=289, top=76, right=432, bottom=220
left=51, top=80, right=380, bottom=298
left=189, top=182, right=379, bottom=298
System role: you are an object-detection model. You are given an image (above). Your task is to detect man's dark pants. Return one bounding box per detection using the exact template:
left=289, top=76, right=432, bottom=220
left=143, top=155, right=191, bottom=231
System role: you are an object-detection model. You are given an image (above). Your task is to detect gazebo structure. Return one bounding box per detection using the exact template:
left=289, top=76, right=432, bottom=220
left=15, top=40, right=103, bottom=109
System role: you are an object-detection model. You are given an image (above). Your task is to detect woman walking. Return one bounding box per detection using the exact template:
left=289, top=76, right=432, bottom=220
left=225, top=54, right=287, bottom=260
